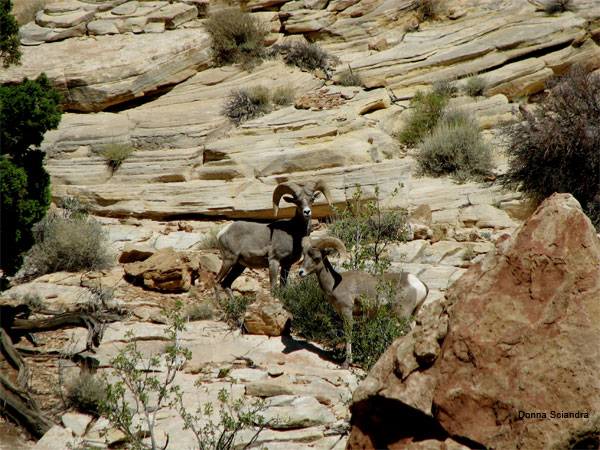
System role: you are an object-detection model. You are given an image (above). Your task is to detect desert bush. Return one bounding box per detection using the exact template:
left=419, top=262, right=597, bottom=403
left=100, top=142, right=134, bottom=173
left=336, top=67, right=363, bottom=87
left=542, top=0, right=573, bottom=14
left=222, top=85, right=272, bottom=125
left=417, top=109, right=494, bottom=182
left=414, top=0, right=446, bottom=21
left=278, top=276, right=345, bottom=350
left=397, top=90, right=449, bottom=146
left=463, top=76, right=489, bottom=97
left=503, top=65, right=599, bottom=228
left=271, top=85, right=295, bottom=106
left=329, top=184, right=408, bottom=273
left=270, top=41, right=332, bottom=74
left=1, top=0, right=21, bottom=67
left=432, top=78, right=457, bottom=97
left=66, top=371, right=107, bottom=416
left=204, top=6, right=267, bottom=67
left=221, top=294, right=254, bottom=329
left=19, top=207, right=114, bottom=280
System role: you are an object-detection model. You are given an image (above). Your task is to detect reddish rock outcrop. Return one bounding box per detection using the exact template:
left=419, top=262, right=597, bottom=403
left=348, top=193, right=600, bottom=449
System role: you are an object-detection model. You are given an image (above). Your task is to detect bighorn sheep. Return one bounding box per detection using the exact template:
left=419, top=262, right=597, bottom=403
left=298, top=236, right=429, bottom=368
left=214, top=180, right=332, bottom=302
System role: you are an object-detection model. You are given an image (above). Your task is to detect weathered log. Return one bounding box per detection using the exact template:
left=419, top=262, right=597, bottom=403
left=0, top=373, right=54, bottom=439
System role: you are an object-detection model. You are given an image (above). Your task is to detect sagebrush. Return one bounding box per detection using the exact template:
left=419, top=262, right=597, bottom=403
left=204, top=6, right=267, bottom=67
left=100, top=142, right=134, bottom=173
left=269, top=41, right=332, bottom=74
left=397, top=90, right=449, bottom=145
left=417, top=109, right=494, bottom=182
left=222, top=85, right=294, bottom=125
left=503, top=65, right=599, bottom=228
left=18, top=204, right=114, bottom=281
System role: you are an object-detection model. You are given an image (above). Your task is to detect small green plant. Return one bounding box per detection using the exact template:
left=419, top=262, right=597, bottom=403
left=100, top=142, right=134, bottom=173
left=66, top=371, right=108, bottom=417
left=102, top=303, right=266, bottom=449
left=463, top=76, right=489, bottom=97
left=175, top=384, right=267, bottom=450
left=198, top=226, right=223, bottom=250
left=417, top=109, right=494, bottom=182
left=270, top=41, right=332, bottom=74
left=397, top=90, right=449, bottom=146
left=185, top=300, right=217, bottom=321
left=329, top=184, right=408, bottom=274
left=221, top=294, right=254, bottom=329
left=102, top=305, right=192, bottom=450
left=542, top=0, right=573, bottom=14
left=503, top=65, right=599, bottom=229
left=271, top=85, right=295, bottom=106
left=432, top=78, right=457, bottom=97
left=18, top=205, right=114, bottom=281
left=336, top=66, right=363, bottom=87
left=204, top=6, right=267, bottom=68
left=222, top=86, right=272, bottom=125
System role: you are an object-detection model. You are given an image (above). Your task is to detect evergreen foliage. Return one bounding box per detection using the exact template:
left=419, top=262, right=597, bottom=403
left=0, top=74, right=62, bottom=278
left=0, top=0, right=21, bottom=67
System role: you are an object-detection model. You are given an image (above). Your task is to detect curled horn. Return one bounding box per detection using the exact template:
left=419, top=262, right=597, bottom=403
left=313, top=236, right=348, bottom=260
left=304, top=179, right=332, bottom=207
left=272, top=182, right=303, bottom=217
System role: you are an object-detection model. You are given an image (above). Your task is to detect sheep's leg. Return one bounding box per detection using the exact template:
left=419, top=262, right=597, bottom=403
left=214, top=258, right=237, bottom=302
left=268, top=259, right=281, bottom=294
left=341, top=310, right=353, bottom=369
left=221, top=263, right=246, bottom=302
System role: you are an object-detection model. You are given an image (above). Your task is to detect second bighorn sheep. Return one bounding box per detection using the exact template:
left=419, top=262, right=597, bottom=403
left=214, top=180, right=332, bottom=302
left=298, top=236, right=429, bottom=368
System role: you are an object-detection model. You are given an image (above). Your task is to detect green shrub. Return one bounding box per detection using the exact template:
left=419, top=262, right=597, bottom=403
left=198, top=226, right=223, bottom=250
left=432, top=78, right=457, bottom=97
left=271, top=41, right=332, bottom=74
left=1, top=74, right=62, bottom=279
left=19, top=208, right=114, bottom=280
left=66, top=371, right=108, bottom=416
left=1, top=0, right=21, bottom=67
left=542, top=0, right=573, bottom=14
left=221, top=294, right=254, bottom=329
left=271, top=85, right=295, bottom=106
left=204, top=6, right=267, bottom=67
left=100, top=142, right=134, bottom=173
left=397, top=90, right=449, bottom=146
left=278, top=277, right=345, bottom=350
left=184, top=301, right=217, bottom=321
left=463, top=76, right=489, bottom=97
left=503, top=65, right=599, bottom=228
left=222, top=85, right=272, bottom=125
left=417, top=109, right=493, bottom=182
left=336, top=67, right=363, bottom=87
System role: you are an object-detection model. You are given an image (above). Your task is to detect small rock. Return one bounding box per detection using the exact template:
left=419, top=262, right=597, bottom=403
left=61, top=412, right=93, bottom=437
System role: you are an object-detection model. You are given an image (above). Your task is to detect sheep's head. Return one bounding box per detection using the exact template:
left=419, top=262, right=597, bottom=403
left=298, top=236, right=347, bottom=277
left=272, top=180, right=332, bottom=218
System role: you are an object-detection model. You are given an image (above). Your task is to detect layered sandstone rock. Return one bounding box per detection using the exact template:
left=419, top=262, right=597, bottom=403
left=348, top=193, right=600, bottom=449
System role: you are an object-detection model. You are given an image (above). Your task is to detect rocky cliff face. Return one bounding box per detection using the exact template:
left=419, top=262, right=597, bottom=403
left=348, top=193, right=600, bottom=449
left=2, top=0, right=599, bottom=222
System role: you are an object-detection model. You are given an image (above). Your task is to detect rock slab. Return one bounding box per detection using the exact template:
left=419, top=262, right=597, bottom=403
left=348, top=193, right=600, bottom=449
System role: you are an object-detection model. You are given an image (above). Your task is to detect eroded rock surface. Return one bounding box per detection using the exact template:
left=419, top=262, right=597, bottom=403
left=348, top=193, right=600, bottom=449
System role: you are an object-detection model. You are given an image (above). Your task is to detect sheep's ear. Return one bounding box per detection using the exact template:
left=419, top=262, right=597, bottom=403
left=283, top=195, right=296, bottom=204
left=323, top=248, right=337, bottom=257
left=312, top=191, right=322, bottom=200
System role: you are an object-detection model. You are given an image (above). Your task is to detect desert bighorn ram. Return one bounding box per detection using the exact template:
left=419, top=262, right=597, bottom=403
left=298, top=236, right=429, bottom=368
left=214, top=180, right=332, bottom=302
